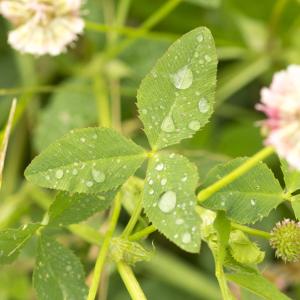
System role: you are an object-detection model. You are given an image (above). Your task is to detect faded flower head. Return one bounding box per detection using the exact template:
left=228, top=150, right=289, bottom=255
left=270, top=218, right=300, bottom=262
left=0, top=0, right=84, bottom=56
left=256, top=65, right=300, bottom=170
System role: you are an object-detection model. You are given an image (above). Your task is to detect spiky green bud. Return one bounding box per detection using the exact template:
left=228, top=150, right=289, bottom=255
left=270, top=219, right=300, bottom=262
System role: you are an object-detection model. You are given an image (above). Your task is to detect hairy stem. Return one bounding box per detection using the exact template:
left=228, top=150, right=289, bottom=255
left=197, top=146, right=274, bottom=203
left=128, top=225, right=157, bottom=241
left=117, top=261, right=147, bottom=300
left=231, top=223, right=271, bottom=239
left=87, top=193, right=122, bottom=300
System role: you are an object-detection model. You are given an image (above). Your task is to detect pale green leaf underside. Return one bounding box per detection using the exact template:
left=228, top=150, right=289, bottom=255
left=34, top=79, right=97, bottom=152
left=25, top=128, right=146, bottom=194
left=137, top=27, right=217, bottom=150
left=226, top=272, right=291, bottom=300
left=281, top=159, right=300, bottom=193
left=48, top=190, right=116, bottom=227
left=143, top=152, right=201, bottom=253
left=0, top=223, right=40, bottom=265
left=202, top=158, right=283, bottom=224
left=33, top=235, right=88, bottom=300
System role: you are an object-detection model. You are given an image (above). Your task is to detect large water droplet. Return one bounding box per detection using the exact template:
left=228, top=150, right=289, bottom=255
left=188, top=120, right=200, bottom=131
left=198, top=98, right=209, bottom=113
left=161, top=178, right=167, bottom=186
left=55, top=169, right=64, bottom=179
left=92, top=169, right=105, bottom=183
left=182, top=232, right=191, bottom=244
left=86, top=181, right=94, bottom=187
left=161, top=116, right=175, bottom=132
left=158, top=191, right=177, bottom=213
left=170, top=65, right=193, bottom=90
left=155, top=163, right=164, bottom=171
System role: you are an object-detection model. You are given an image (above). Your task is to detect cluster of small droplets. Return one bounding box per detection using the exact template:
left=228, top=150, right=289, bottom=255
left=269, top=218, right=300, bottom=262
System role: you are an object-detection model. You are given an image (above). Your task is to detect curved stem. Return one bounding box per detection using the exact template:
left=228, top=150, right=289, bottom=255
left=197, top=146, right=275, bottom=203
left=121, top=197, right=144, bottom=238
left=117, top=261, right=147, bottom=300
left=87, top=193, right=122, bottom=300
left=231, top=223, right=271, bottom=239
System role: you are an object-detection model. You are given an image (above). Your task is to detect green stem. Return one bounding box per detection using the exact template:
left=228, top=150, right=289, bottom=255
left=115, top=0, right=131, bottom=29
left=215, top=262, right=234, bottom=300
left=121, top=197, right=144, bottom=238
left=268, top=0, right=288, bottom=47
left=197, top=146, right=274, bottom=203
left=128, top=225, right=156, bottom=241
left=93, top=75, right=111, bottom=127
left=84, top=21, right=176, bottom=41
left=231, top=223, right=271, bottom=239
left=104, top=0, right=181, bottom=60
left=117, top=261, right=147, bottom=300
left=87, top=193, right=122, bottom=300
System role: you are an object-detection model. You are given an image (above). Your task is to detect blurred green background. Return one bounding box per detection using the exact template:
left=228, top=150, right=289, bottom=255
left=1, top=0, right=300, bottom=299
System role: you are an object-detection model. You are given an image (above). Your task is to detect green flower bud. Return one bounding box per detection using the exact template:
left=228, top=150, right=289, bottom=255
left=270, top=219, right=300, bottom=262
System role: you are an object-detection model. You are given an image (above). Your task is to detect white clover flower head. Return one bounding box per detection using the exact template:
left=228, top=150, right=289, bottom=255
left=0, top=0, right=85, bottom=56
left=256, top=65, right=300, bottom=170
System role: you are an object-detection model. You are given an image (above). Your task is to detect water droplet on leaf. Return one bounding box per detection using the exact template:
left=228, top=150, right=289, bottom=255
left=158, top=191, right=177, bottom=213
left=198, top=98, right=209, bottom=113
left=182, top=232, right=191, bottom=244
left=55, top=169, right=64, bottom=179
left=170, top=65, right=193, bottom=90
left=92, top=169, right=105, bottom=183
left=188, top=120, right=200, bottom=131
left=161, top=116, right=175, bottom=133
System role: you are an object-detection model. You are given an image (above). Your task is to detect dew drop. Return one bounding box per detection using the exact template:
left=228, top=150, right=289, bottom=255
left=198, top=98, right=209, bottom=113
left=92, top=169, right=105, bottom=183
left=251, top=199, right=256, bottom=206
left=72, top=169, right=78, bottom=176
left=188, top=120, right=200, bottom=131
left=149, top=189, right=154, bottom=195
left=181, top=175, right=188, bottom=182
left=161, top=178, right=167, bottom=186
left=204, top=55, right=212, bottom=62
left=55, top=169, right=64, bottom=179
left=158, top=191, right=177, bottom=213
left=182, top=232, right=191, bottom=244
left=141, top=109, right=148, bottom=115
left=170, top=65, right=193, bottom=90
left=155, top=163, right=164, bottom=171
left=86, top=181, right=94, bottom=187
left=161, top=115, right=175, bottom=133
left=80, top=137, right=86, bottom=143
left=175, top=218, right=184, bottom=225
left=196, top=34, right=204, bottom=42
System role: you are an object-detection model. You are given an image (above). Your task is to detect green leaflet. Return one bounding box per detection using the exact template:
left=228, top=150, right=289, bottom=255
left=137, top=27, right=217, bottom=150
left=25, top=128, right=146, bottom=194
left=0, top=223, right=40, bottom=265
left=291, top=195, right=300, bottom=220
left=202, top=158, right=283, bottom=224
left=226, top=272, right=291, bottom=300
left=184, top=0, right=221, bottom=8
left=281, top=159, right=300, bottom=193
left=143, top=152, right=201, bottom=253
left=34, top=79, right=97, bottom=152
left=229, top=230, right=265, bottom=265
left=33, top=235, right=88, bottom=300
left=48, top=190, right=116, bottom=227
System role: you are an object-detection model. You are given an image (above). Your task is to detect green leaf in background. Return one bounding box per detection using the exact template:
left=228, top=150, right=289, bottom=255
left=48, top=190, right=116, bottom=227
left=33, top=235, right=88, bottom=300
left=137, top=27, right=217, bottom=150
left=202, top=158, right=283, bottom=224
left=0, top=99, right=16, bottom=190
left=25, top=128, right=146, bottom=193
left=226, top=271, right=291, bottom=300
left=291, top=195, right=300, bottom=220
left=229, top=230, right=265, bottom=265
left=143, top=152, right=200, bottom=253
left=184, top=0, right=221, bottom=8
left=281, top=159, right=300, bottom=193
left=0, top=223, right=40, bottom=265
left=34, top=79, right=97, bottom=152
